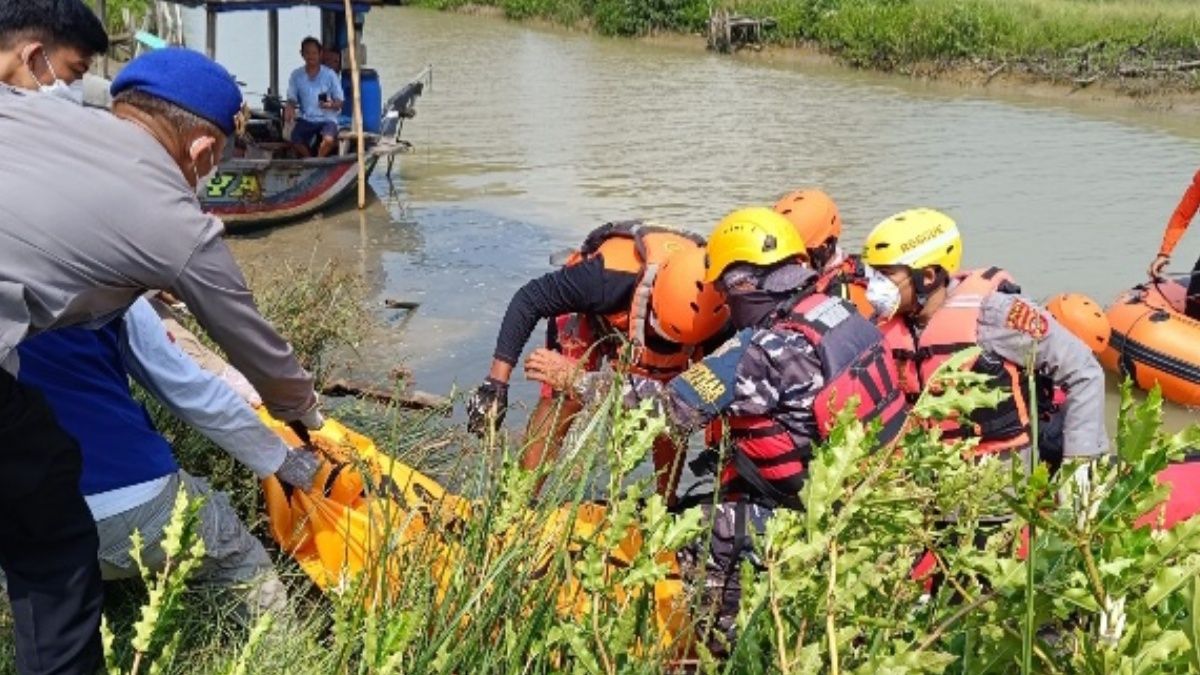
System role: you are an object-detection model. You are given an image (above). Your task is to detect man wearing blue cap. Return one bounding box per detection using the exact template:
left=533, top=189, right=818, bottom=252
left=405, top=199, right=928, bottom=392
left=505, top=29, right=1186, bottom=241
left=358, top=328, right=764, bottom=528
left=0, top=47, right=324, bottom=674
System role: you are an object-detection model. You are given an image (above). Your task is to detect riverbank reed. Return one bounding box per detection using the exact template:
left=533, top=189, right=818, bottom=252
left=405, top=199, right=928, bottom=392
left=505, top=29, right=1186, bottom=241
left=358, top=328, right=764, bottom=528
left=4, top=261, right=1200, bottom=672
left=87, top=341, right=1200, bottom=673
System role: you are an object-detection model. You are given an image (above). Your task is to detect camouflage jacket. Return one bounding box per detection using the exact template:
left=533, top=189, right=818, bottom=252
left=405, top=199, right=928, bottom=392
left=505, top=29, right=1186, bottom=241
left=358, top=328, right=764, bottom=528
left=577, top=325, right=826, bottom=450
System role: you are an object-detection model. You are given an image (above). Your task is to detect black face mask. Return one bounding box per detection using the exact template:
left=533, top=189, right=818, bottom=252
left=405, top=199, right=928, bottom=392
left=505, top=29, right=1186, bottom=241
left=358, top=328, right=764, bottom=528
left=728, top=290, right=787, bottom=329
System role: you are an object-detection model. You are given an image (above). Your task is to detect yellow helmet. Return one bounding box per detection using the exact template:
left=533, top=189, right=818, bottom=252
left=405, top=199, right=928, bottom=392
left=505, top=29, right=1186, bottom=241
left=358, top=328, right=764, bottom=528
left=704, top=207, right=807, bottom=283
left=862, top=208, right=963, bottom=274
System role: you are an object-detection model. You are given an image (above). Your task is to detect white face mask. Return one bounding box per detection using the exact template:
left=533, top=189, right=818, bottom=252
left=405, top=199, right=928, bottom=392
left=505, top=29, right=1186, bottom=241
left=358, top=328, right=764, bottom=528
left=865, top=266, right=902, bottom=321
left=190, top=138, right=220, bottom=188
left=27, top=52, right=84, bottom=105
left=197, top=151, right=219, bottom=186
left=43, top=79, right=85, bottom=105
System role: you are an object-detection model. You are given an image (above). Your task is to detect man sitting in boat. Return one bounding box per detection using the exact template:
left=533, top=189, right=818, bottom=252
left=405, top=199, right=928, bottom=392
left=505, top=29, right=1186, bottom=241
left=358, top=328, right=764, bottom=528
left=526, top=208, right=909, bottom=655
left=1149, top=170, right=1200, bottom=319
left=322, top=45, right=342, bottom=74
left=285, top=36, right=344, bottom=158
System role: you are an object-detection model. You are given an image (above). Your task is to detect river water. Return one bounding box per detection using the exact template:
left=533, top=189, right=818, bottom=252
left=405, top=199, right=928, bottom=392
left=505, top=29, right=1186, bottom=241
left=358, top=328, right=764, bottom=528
left=228, top=7, right=1200, bottom=432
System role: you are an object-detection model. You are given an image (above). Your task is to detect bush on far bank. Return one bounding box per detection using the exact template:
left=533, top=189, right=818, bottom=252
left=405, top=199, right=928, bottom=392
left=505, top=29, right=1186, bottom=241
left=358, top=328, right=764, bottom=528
left=413, top=0, right=1200, bottom=83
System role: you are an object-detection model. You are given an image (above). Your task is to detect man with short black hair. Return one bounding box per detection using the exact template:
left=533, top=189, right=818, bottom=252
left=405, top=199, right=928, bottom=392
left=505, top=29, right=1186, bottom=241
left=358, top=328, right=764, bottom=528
left=322, top=45, right=341, bottom=73
left=285, top=36, right=343, bottom=158
left=0, top=0, right=107, bottom=103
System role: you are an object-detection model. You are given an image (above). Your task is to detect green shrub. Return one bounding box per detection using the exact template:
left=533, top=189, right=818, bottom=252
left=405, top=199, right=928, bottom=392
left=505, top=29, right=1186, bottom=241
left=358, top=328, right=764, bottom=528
left=11, top=330, right=1200, bottom=673
left=414, top=0, right=1200, bottom=77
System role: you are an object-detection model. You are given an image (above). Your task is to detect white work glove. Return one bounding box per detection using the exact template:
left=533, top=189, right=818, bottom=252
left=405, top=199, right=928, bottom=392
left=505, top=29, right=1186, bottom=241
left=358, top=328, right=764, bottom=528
left=299, top=403, right=325, bottom=431
left=276, top=449, right=321, bottom=490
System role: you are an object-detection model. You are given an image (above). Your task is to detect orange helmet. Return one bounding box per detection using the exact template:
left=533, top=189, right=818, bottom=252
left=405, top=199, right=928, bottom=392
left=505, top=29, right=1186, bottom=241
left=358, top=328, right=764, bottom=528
left=773, top=189, right=842, bottom=250
left=651, top=247, right=730, bottom=345
left=1046, top=293, right=1111, bottom=355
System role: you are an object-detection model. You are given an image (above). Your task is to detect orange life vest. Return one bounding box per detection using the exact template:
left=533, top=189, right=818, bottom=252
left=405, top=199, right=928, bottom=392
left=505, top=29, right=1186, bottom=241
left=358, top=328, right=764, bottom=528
left=564, top=220, right=706, bottom=380
left=881, top=267, right=1032, bottom=456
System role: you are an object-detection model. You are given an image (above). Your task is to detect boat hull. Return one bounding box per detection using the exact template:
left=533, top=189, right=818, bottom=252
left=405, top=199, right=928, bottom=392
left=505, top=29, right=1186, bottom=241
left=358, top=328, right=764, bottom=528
left=1100, top=276, right=1200, bottom=407
left=200, top=154, right=381, bottom=231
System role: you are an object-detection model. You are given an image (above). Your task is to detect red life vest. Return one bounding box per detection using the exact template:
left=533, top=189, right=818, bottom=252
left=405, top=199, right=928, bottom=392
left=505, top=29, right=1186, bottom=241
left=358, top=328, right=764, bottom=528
left=563, top=220, right=705, bottom=380
left=722, top=292, right=910, bottom=507
left=880, top=267, right=1034, bottom=456
left=1137, top=457, right=1200, bottom=530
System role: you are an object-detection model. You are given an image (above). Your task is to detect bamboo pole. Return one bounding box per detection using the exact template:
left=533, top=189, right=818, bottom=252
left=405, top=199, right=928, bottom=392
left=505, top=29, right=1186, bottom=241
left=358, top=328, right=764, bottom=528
left=96, top=0, right=108, bottom=77
left=205, top=6, right=217, bottom=59
left=267, top=9, right=279, bottom=96
left=343, top=0, right=367, bottom=209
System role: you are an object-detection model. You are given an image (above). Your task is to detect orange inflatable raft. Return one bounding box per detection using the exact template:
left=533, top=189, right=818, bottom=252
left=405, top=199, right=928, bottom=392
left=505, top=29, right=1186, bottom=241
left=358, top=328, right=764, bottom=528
left=1100, top=275, right=1200, bottom=407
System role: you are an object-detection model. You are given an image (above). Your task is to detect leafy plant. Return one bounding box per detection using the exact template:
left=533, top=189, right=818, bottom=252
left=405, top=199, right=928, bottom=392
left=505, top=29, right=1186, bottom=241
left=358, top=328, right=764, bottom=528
left=102, top=488, right=207, bottom=675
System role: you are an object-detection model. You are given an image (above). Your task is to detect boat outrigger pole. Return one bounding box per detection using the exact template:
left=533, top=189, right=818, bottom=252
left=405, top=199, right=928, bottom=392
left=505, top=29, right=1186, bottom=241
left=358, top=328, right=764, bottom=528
left=343, top=0, right=367, bottom=209
left=96, top=0, right=108, bottom=76
left=205, top=5, right=217, bottom=58
left=268, top=9, right=280, bottom=97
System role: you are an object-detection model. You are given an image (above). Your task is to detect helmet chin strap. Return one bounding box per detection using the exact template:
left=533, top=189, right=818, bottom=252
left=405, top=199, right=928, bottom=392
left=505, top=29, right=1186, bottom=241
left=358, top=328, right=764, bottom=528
left=908, top=268, right=926, bottom=306
left=908, top=266, right=942, bottom=312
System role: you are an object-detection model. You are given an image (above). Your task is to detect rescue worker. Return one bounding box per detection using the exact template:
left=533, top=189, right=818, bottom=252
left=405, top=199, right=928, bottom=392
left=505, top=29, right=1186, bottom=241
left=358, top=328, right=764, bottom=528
left=526, top=207, right=909, bottom=653
left=0, top=0, right=105, bottom=105
left=0, top=2, right=317, bottom=627
left=17, top=298, right=319, bottom=618
left=0, top=47, right=324, bottom=674
left=467, top=220, right=730, bottom=499
left=1148, top=170, right=1200, bottom=319
left=861, top=208, right=1109, bottom=469
left=773, top=188, right=871, bottom=315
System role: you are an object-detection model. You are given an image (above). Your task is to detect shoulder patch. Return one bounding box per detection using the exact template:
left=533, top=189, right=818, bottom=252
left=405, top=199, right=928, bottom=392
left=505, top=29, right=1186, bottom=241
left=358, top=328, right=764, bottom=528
left=678, top=363, right=726, bottom=405
left=1005, top=298, right=1049, bottom=340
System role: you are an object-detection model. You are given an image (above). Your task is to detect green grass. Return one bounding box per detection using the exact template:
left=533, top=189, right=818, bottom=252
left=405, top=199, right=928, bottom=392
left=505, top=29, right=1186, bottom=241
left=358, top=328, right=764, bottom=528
left=10, top=264, right=1200, bottom=672
left=74, top=352, right=1200, bottom=673
left=411, top=0, right=1200, bottom=85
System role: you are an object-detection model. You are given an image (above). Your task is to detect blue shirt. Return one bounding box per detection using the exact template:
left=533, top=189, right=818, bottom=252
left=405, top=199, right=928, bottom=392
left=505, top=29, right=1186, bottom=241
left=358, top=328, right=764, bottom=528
left=287, top=65, right=344, bottom=123
left=17, top=298, right=290, bottom=503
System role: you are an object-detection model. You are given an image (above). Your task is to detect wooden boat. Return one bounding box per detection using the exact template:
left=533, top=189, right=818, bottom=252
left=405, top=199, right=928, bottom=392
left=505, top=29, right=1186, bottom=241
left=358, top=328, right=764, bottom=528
left=201, top=151, right=381, bottom=227
left=167, top=0, right=429, bottom=230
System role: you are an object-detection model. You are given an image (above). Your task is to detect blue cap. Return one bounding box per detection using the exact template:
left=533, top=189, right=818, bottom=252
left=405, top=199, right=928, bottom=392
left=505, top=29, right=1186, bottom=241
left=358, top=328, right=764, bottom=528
left=111, top=48, right=242, bottom=135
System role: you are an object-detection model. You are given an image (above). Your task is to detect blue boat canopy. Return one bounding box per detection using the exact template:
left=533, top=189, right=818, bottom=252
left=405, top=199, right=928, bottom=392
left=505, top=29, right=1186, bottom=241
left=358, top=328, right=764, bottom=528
left=166, top=0, right=376, bottom=13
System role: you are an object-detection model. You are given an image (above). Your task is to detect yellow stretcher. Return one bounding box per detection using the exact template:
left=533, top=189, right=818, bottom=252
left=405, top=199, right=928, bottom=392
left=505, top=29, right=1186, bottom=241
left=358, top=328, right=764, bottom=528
left=255, top=411, right=694, bottom=652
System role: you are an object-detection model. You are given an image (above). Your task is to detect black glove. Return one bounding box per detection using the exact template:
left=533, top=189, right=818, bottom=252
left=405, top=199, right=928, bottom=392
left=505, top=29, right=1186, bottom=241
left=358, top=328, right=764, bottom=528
left=276, top=449, right=322, bottom=491
left=466, top=377, right=509, bottom=436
